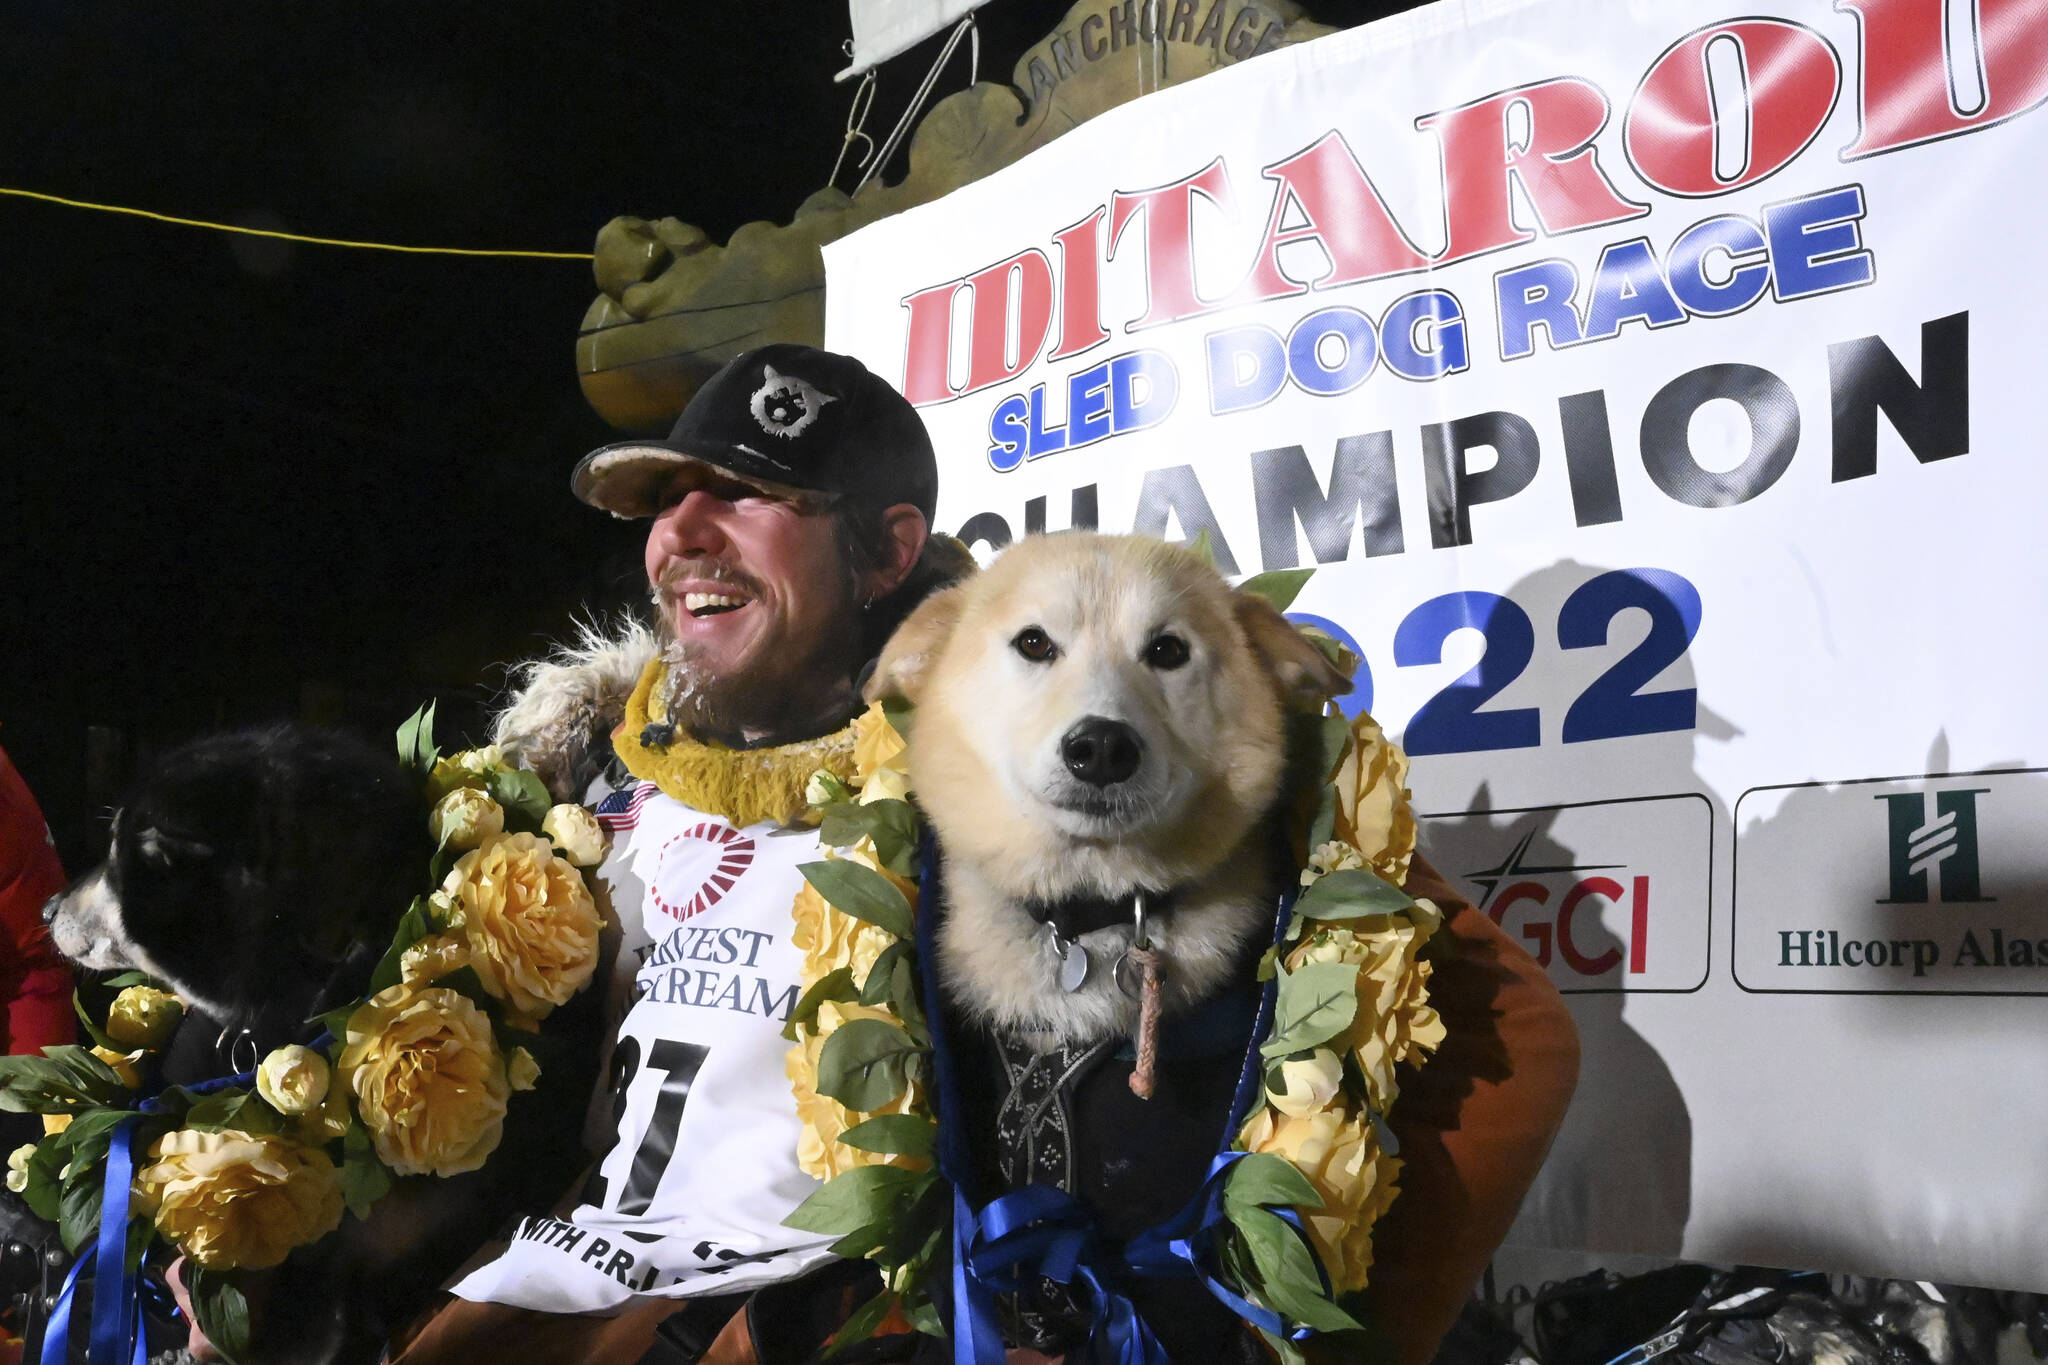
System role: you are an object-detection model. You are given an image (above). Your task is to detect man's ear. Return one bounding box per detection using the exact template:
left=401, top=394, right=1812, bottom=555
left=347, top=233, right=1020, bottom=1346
left=863, top=504, right=930, bottom=602
left=1234, top=592, right=1355, bottom=708
left=866, top=582, right=967, bottom=705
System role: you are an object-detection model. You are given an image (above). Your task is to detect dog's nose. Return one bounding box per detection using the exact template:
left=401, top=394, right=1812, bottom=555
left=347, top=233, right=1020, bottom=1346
left=1061, top=718, right=1143, bottom=787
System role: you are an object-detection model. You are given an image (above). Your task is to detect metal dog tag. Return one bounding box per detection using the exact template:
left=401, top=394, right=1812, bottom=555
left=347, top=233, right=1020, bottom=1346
left=1047, top=923, right=1091, bottom=992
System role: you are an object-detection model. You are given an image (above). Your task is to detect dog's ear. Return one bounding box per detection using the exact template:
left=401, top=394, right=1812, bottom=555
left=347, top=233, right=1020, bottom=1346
left=866, top=582, right=969, bottom=705
left=1234, top=593, right=1355, bottom=708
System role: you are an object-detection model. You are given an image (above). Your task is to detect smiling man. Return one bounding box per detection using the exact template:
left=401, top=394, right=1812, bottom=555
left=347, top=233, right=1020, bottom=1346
left=387, top=345, right=964, bottom=1365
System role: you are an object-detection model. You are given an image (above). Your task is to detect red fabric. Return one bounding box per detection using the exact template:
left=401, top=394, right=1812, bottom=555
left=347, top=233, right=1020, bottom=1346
left=0, top=744, right=73, bottom=1055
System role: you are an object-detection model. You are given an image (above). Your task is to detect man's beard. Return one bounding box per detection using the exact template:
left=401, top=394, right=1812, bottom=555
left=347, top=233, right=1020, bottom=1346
left=652, top=565, right=865, bottom=745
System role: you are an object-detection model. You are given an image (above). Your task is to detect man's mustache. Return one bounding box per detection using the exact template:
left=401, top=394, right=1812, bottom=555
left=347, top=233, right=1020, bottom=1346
left=652, top=560, right=763, bottom=601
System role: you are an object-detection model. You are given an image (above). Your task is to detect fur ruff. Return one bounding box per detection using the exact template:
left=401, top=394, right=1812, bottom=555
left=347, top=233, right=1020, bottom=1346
left=491, top=615, right=657, bottom=802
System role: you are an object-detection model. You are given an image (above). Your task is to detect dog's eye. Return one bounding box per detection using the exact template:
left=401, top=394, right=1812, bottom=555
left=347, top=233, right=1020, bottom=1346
left=1012, top=627, right=1059, bottom=663
left=1143, top=633, right=1190, bottom=671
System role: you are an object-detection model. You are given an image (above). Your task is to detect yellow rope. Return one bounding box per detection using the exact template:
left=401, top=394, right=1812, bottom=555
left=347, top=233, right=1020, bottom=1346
left=0, top=185, right=593, bottom=260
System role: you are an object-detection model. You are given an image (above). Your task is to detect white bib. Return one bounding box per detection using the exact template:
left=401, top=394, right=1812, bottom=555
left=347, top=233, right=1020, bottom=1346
left=452, top=782, right=835, bottom=1311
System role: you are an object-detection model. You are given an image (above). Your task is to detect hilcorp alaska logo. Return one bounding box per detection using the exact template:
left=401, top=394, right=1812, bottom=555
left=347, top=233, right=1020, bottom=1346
left=1422, top=794, right=1712, bottom=994
left=1734, top=771, right=2048, bottom=993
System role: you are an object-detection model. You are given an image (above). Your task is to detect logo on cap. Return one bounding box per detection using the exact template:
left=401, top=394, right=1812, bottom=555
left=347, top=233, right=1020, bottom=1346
left=749, top=365, right=835, bottom=440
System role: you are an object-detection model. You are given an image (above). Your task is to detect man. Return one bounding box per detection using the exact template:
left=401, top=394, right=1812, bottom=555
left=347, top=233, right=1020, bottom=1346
left=392, top=344, right=1578, bottom=1365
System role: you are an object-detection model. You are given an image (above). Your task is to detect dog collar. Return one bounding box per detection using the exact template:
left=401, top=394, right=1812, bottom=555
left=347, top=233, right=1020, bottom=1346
left=1023, top=886, right=1182, bottom=944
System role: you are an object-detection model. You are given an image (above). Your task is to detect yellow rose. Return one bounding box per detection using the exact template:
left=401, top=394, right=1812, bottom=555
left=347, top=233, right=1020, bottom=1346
left=785, top=1001, right=928, bottom=1182
left=294, top=1074, right=352, bottom=1143
left=430, top=787, right=504, bottom=851
left=851, top=704, right=909, bottom=785
left=42, top=1114, right=70, bottom=1137
left=1300, top=840, right=1367, bottom=888
left=91, top=1046, right=144, bottom=1089
left=1285, top=924, right=1443, bottom=1112
left=507, top=1047, right=540, bottom=1092
left=425, top=745, right=503, bottom=801
left=540, top=803, right=608, bottom=867
left=791, top=879, right=897, bottom=988
left=1329, top=715, right=1416, bottom=884
left=440, top=832, right=602, bottom=1017
left=1267, top=1048, right=1344, bottom=1118
left=857, top=765, right=912, bottom=806
left=336, top=985, right=509, bottom=1177
left=5, top=1144, right=33, bottom=1194
left=806, top=769, right=854, bottom=808
left=133, top=1128, right=345, bottom=1270
left=400, top=932, right=472, bottom=986
left=105, top=986, right=184, bottom=1050
left=1238, top=1105, right=1402, bottom=1293
left=255, top=1045, right=330, bottom=1116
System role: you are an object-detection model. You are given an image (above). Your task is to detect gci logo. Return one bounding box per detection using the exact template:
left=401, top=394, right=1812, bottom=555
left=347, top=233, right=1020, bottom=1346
left=1874, top=788, right=1992, bottom=904
left=1467, top=829, right=1650, bottom=979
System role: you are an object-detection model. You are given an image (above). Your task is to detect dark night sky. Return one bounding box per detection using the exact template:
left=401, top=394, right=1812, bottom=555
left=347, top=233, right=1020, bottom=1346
left=0, top=0, right=1402, bottom=870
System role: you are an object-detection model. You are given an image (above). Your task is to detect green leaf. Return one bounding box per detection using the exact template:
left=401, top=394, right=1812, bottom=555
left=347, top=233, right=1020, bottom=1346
left=1260, top=961, right=1359, bottom=1059
left=873, top=1179, right=947, bottom=1268
left=1232, top=1206, right=1364, bottom=1333
left=879, top=696, right=915, bottom=733
left=1237, top=569, right=1315, bottom=612
left=1186, top=528, right=1217, bottom=565
left=837, top=1114, right=935, bottom=1160
left=367, top=896, right=436, bottom=996
left=818, top=800, right=920, bottom=876
left=823, top=1288, right=898, bottom=1359
left=185, top=1089, right=285, bottom=1138
left=183, top=1087, right=251, bottom=1130
left=72, top=986, right=117, bottom=1051
left=1223, top=1153, right=1325, bottom=1215
left=342, top=1126, right=392, bottom=1220
left=1295, top=868, right=1416, bottom=921
left=49, top=1109, right=126, bottom=1168
left=859, top=942, right=910, bottom=1007
left=187, top=1264, right=253, bottom=1364
left=99, top=971, right=158, bottom=991
left=799, top=861, right=913, bottom=940
left=1256, top=944, right=1279, bottom=983
left=19, top=1138, right=64, bottom=1221
left=905, top=1296, right=945, bottom=1337
left=816, top=1019, right=920, bottom=1112
left=783, top=1162, right=922, bottom=1235
left=58, top=1165, right=104, bottom=1256
left=889, top=956, right=926, bottom=1041
left=780, top=967, right=858, bottom=1042
left=488, top=766, right=553, bottom=831
left=395, top=702, right=439, bottom=776
left=827, top=1222, right=890, bottom=1260
left=318, top=1003, right=358, bottom=1053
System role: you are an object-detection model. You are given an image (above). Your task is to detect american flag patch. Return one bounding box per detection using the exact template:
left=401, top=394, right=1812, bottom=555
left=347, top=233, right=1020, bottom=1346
left=597, top=782, right=655, bottom=832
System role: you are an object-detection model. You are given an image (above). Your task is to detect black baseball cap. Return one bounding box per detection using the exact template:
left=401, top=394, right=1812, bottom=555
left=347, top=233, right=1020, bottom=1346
left=572, top=344, right=939, bottom=522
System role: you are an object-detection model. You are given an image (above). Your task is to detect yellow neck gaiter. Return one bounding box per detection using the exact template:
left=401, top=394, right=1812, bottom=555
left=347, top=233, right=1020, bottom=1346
left=611, top=658, right=858, bottom=828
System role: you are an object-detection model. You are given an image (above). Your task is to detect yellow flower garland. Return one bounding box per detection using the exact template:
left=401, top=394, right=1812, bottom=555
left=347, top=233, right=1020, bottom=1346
left=613, top=658, right=860, bottom=829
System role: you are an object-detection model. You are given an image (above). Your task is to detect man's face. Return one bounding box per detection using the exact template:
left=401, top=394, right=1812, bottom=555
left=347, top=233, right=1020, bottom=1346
left=643, top=467, right=864, bottom=739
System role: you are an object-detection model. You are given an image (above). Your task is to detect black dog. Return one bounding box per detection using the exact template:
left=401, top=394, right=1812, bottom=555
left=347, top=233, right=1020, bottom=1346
left=40, top=725, right=603, bottom=1364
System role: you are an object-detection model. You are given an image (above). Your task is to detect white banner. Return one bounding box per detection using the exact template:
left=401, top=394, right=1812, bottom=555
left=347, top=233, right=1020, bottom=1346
left=823, top=0, right=2048, bottom=1291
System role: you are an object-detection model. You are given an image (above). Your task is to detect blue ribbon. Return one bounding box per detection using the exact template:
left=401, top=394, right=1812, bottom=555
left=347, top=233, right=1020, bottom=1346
left=916, top=837, right=1327, bottom=1363
left=37, top=1067, right=256, bottom=1364
left=40, top=1119, right=147, bottom=1365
